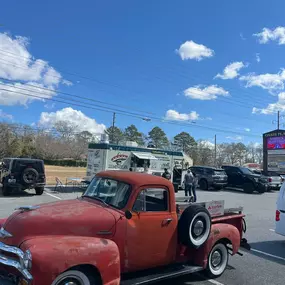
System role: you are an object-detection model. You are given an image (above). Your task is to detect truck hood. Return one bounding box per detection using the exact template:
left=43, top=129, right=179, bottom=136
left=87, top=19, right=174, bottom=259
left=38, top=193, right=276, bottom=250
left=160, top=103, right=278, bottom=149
left=2, top=198, right=117, bottom=246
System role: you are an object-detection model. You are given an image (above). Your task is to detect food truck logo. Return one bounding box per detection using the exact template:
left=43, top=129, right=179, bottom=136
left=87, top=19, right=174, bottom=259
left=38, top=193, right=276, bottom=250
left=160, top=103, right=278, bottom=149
left=111, top=153, right=128, bottom=165
left=94, top=150, right=100, bottom=158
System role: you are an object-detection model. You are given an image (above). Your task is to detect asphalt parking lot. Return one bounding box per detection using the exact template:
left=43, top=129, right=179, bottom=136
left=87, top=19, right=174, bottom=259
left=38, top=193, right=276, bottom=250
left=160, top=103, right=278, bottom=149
left=0, top=187, right=284, bottom=285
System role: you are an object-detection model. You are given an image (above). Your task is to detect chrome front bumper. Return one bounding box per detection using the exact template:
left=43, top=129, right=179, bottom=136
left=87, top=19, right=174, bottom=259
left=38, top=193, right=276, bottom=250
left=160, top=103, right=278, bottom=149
left=0, top=242, right=33, bottom=282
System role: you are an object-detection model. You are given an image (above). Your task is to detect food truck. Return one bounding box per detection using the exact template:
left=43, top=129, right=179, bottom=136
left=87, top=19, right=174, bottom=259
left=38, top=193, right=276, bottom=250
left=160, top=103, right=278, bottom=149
left=86, top=137, right=193, bottom=190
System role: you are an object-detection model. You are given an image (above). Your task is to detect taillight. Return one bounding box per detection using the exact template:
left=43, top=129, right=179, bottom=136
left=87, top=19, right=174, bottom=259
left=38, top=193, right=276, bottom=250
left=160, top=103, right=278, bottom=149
left=276, top=210, right=280, bottom=221
left=268, top=178, right=272, bottom=182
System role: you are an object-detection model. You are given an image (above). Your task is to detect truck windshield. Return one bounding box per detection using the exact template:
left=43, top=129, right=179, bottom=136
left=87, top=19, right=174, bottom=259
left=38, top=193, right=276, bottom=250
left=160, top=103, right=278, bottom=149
left=82, top=177, right=131, bottom=209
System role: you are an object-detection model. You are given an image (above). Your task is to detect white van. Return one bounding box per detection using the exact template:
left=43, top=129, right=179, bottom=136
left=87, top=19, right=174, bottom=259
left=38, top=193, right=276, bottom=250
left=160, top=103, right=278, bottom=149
left=276, top=182, right=285, bottom=236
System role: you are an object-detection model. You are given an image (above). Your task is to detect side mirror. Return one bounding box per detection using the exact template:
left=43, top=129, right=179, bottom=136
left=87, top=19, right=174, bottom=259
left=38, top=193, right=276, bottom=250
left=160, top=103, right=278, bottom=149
left=125, top=210, right=133, bottom=220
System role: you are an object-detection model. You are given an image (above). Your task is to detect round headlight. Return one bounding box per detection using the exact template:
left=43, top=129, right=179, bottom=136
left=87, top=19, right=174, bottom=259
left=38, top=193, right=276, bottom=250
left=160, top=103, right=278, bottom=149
left=23, top=249, right=32, bottom=270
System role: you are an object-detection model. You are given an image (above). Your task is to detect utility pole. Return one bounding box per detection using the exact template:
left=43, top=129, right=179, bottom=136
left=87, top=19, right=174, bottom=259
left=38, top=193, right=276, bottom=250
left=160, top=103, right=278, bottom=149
left=214, top=134, right=217, bottom=167
left=110, top=112, right=116, bottom=142
left=277, top=111, right=280, bottom=130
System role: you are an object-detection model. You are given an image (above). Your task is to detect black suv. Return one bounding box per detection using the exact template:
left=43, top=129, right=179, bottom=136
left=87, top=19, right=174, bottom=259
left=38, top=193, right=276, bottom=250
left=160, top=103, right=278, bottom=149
left=190, top=166, right=228, bottom=190
left=221, top=165, right=267, bottom=193
left=0, top=158, right=46, bottom=196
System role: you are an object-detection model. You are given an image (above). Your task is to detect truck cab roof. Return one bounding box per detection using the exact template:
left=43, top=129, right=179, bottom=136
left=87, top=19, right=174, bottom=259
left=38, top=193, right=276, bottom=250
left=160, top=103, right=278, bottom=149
left=97, top=170, right=173, bottom=187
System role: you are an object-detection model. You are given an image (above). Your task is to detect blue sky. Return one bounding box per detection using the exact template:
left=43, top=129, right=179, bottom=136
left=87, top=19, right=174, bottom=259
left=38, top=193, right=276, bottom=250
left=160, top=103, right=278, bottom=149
left=1, top=0, right=285, bottom=145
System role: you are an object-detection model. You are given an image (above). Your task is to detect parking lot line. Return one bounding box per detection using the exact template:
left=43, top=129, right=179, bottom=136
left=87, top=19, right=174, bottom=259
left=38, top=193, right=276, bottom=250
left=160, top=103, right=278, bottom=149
left=207, top=279, right=225, bottom=285
left=195, top=273, right=225, bottom=285
left=269, top=229, right=275, bottom=232
left=44, top=191, right=62, bottom=200
left=251, top=248, right=285, bottom=262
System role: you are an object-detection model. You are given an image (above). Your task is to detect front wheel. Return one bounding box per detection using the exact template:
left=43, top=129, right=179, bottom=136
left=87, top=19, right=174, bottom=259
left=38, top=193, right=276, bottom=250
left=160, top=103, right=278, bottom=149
left=35, top=186, right=44, bottom=195
left=51, top=269, right=97, bottom=285
left=205, top=242, right=229, bottom=278
left=199, top=179, right=208, bottom=190
left=243, top=182, right=254, bottom=194
left=2, top=184, right=10, bottom=196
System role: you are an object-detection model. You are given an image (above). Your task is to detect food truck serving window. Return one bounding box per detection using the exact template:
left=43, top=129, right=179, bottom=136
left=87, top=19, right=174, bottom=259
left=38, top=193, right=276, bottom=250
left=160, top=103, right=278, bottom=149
left=132, top=152, right=158, bottom=160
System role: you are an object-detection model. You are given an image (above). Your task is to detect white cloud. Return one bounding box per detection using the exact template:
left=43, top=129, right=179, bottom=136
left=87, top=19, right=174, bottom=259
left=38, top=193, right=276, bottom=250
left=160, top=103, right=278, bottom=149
left=176, top=40, right=214, bottom=61
left=215, top=61, right=246, bottom=80
left=226, top=135, right=243, bottom=141
left=0, top=109, right=13, bottom=120
left=254, top=27, right=285, bottom=44
left=240, top=69, right=285, bottom=92
left=39, top=107, right=106, bottom=134
left=165, top=109, right=199, bottom=121
left=198, top=140, right=215, bottom=149
left=62, top=79, right=73, bottom=86
left=184, top=85, right=229, bottom=100
left=256, top=53, right=261, bottom=63
left=244, top=128, right=251, bottom=132
left=240, top=33, right=246, bottom=40
left=252, top=92, right=285, bottom=115
left=0, top=33, right=69, bottom=106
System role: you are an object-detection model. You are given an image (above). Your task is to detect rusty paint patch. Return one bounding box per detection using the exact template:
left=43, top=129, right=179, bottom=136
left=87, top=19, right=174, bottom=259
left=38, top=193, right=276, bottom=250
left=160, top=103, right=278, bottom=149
left=213, top=229, right=220, bottom=235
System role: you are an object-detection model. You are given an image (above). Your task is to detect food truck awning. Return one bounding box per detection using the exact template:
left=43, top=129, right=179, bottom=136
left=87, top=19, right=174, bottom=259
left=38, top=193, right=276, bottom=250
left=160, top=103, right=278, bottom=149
left=132, top=152, right=158, bottom=160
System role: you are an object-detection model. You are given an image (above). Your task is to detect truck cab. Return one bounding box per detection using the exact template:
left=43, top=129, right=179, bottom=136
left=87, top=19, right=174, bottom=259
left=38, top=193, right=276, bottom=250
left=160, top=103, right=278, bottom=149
left=0, top=171, right=246, bottom=285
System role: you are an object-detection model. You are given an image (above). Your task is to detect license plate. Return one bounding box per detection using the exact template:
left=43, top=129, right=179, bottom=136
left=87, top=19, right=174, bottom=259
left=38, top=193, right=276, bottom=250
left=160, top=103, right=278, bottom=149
left=18, top=279, right=29, bottom=285
left=8, top=179, right=16, bottom=183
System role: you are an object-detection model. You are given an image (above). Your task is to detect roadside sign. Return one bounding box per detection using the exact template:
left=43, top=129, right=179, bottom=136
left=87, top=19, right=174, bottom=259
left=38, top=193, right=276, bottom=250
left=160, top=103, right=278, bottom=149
left=205, top=200, right=225, bottom=217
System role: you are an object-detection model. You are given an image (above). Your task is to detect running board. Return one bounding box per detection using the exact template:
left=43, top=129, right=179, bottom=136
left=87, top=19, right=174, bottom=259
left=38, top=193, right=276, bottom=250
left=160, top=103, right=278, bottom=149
left=121, top=264, right=203, bottom=285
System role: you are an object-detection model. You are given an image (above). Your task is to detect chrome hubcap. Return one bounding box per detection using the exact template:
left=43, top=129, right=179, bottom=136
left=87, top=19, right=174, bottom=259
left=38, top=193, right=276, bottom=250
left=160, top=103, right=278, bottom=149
left=193, top=220, right=204, bottom=236
left=211, top=250, right=222, bottom=267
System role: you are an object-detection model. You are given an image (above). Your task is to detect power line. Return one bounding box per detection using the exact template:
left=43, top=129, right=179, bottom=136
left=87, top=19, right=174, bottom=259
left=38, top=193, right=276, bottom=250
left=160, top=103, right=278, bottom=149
left=0, top=87, right=263, bottom=138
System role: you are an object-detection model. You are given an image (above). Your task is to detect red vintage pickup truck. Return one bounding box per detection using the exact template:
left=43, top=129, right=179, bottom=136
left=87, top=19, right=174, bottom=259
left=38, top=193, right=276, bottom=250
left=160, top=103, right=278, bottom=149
left=0, top=171, right=248, bottom=285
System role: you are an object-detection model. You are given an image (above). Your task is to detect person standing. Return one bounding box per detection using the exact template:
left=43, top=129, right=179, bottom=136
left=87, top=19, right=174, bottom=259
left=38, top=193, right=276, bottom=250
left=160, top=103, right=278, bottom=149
left=183, top=169, right=194, bottom=197
left=191, top=172, right=198, bottom=202
left=162, top=168, right=171, bottom=180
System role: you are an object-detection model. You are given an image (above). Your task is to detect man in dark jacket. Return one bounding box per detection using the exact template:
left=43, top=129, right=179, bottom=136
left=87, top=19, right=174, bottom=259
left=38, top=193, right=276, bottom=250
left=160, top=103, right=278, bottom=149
left=162, top=168, right=171, bottom=180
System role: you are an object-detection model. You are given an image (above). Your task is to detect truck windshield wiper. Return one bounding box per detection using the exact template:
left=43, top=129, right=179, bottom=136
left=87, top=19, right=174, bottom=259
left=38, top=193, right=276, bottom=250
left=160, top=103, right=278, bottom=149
left=82, top=195, right=109, bottom=207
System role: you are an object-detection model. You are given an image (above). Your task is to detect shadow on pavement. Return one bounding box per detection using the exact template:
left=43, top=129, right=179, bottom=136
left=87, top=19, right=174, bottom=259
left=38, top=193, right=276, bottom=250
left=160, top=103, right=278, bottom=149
left=45, top=186, right=85, bottom=194
left=222, top=187, right=261, bottom=195
left=0, top=188, right=35, bottom=198
left=244, top=240, right=285, bottom=265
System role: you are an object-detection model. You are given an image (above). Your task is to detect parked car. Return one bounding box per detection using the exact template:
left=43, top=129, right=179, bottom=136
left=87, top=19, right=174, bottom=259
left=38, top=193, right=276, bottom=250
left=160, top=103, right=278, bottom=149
left=259, top=171, right=282, bottom=191
left=221, top=165, right=267, bottom=193
left=189, top=166, right=228, bottom=190
left=0, top=158, right=46, bottom=196
left=0, top=171, right=247, bottom=285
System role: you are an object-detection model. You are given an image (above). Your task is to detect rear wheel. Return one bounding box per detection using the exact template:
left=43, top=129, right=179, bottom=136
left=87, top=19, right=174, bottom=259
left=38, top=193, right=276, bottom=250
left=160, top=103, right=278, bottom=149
left=257, top=184, right=266, bottom=194
left=205, top=242, right=229, bottom=278
left=51, top=270, right=97, bottom=285
left=2, top=183, right=10, bottom=196
left=35, top=186, right=44, bottom=195
left=199, top=179, right=208, bottom=190
left=243, top=182, right=254, bottom=193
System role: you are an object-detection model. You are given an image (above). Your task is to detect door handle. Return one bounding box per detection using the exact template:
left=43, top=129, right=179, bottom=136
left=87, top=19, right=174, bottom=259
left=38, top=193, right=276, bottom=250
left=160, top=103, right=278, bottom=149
left=162, top=218, right=173, bottom=225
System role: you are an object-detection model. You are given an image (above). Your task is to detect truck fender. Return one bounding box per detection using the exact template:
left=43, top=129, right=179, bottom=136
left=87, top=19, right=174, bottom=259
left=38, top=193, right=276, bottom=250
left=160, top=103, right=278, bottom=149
left=193, top=223, right=240, bottom=268
left=21, top=235, right=120, bottom=285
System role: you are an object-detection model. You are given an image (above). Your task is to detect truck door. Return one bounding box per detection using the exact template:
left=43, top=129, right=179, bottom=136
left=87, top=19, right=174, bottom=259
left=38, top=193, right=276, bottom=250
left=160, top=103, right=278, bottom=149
left=125, top=186, right=177, bottom=272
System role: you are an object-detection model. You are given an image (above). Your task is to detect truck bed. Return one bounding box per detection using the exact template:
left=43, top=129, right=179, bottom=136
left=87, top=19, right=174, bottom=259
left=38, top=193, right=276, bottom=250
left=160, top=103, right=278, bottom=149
left=175, top=197, right=244, bottom=220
